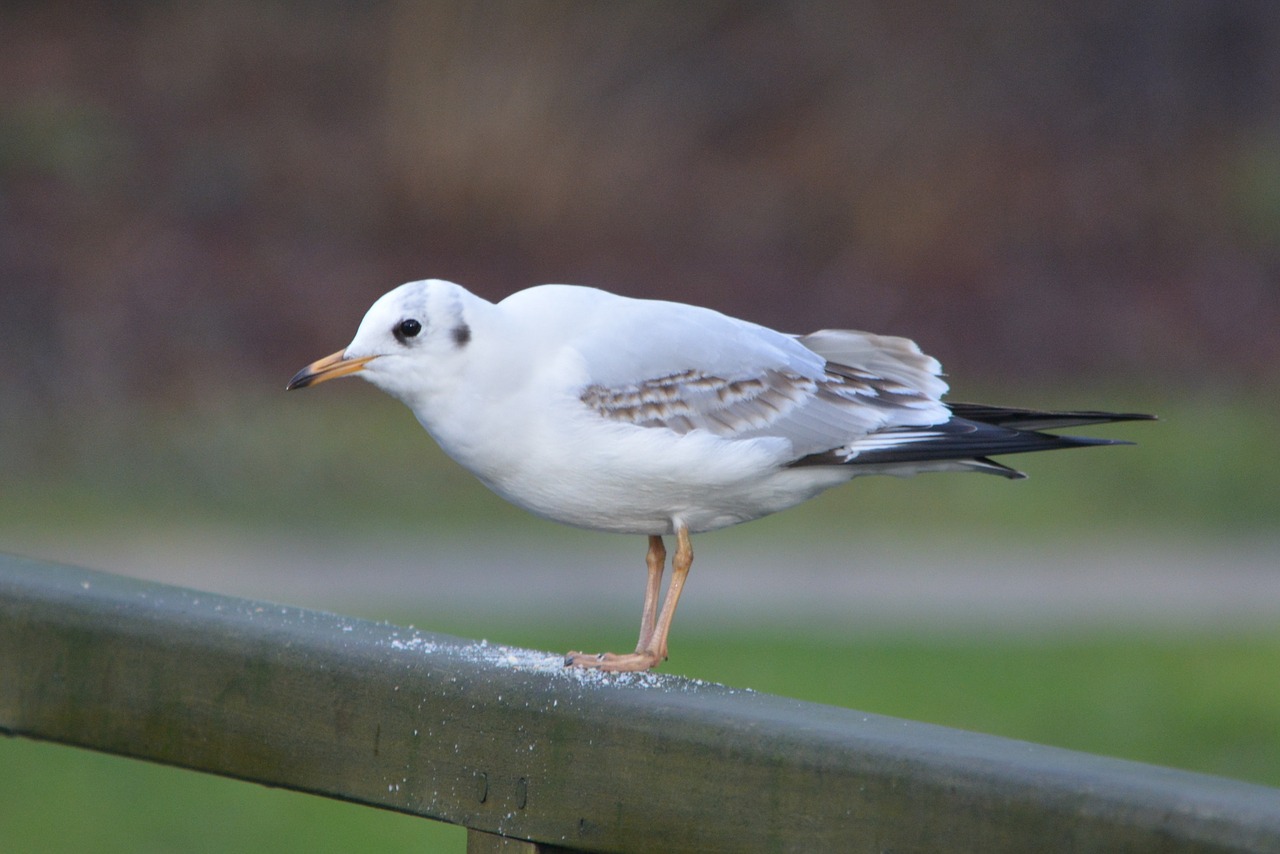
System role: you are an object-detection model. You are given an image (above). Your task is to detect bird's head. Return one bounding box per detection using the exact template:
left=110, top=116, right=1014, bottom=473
left=287, top=279, right=479, bottom=406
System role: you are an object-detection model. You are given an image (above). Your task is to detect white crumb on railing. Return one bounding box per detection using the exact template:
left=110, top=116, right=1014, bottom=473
left=381, top=631, right=736, bottom=692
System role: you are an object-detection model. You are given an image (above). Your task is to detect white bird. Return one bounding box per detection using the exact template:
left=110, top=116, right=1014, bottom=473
left=288, top=279, right=1151, bottom=671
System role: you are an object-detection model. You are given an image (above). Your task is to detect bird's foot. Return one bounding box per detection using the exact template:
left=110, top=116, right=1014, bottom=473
left=564, top=650, right=664, bottom=672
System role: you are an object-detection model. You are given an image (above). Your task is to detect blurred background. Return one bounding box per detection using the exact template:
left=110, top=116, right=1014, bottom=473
left=2, top=2, right=1279, bottom=851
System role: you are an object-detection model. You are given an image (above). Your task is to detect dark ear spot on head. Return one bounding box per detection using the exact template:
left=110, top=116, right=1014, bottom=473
left=451, top=323, right=471, bottom=347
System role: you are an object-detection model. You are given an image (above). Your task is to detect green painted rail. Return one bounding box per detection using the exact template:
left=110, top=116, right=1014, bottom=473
left=2, top=553, right=1278, bottom=853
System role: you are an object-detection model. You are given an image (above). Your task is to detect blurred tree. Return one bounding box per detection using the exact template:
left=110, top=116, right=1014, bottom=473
left=1, top=0, right=1278, bottom=422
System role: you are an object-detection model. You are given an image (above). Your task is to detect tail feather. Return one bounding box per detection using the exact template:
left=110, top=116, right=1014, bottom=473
left=788, top=404, right=1153, bottom=476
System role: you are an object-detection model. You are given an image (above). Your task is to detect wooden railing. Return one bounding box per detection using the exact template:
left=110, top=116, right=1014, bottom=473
left=2, top=552, right=1278, bottom=852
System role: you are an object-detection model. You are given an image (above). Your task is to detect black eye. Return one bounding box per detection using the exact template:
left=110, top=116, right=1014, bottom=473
left=394, top=318, right=422, bottom=343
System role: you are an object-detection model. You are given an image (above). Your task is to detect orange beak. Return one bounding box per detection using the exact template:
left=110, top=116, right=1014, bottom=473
left=287, top=351, right=377, bottom=390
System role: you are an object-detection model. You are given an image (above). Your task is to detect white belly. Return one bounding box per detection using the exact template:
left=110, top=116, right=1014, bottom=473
left=467, top=422, right=855, bottom=535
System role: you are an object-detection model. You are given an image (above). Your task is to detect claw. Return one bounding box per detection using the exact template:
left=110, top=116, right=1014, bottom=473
left=564, top=650, right=662, bottom=672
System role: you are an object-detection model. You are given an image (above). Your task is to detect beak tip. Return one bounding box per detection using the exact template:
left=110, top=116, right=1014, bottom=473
left=286, top=371, right=313, bottom=391
left=286, top=350, right=373, bottom=391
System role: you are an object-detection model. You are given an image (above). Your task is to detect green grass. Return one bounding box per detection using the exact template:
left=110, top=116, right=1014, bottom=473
left=3, top=626, right=1278, bottom=853
left=0, top=737, right=465, bottom=853
left=1, top=386, right=1277, bottom=540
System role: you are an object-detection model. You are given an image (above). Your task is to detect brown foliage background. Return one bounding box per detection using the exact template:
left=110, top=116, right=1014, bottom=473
left=3, top=2, right=1279, bottom=423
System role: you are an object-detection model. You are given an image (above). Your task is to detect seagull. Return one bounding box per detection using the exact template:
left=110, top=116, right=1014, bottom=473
left=288, top=279, right=1152, bottom=672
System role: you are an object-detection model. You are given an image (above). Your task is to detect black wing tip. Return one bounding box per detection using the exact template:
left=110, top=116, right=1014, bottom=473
left=1096, top=412, right=1158, bottom=424
left=1056, top=435, right=1135, bottom=448
left=947, top=403, right=1157, bottom=430
left=789, top=418, right=1141, bottom=473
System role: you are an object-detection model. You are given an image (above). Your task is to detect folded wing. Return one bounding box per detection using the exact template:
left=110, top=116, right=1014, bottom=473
left=579, top=327, right=950, bottom=460
left=579, top=324, right=1152, bottom=476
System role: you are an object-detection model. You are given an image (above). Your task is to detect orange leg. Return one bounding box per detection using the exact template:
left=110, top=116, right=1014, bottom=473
left=646, top=523, right=691, bottom=662
left=635, top=535, right=666, bottom=653
left=566, top=524, right=693, bottom=672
